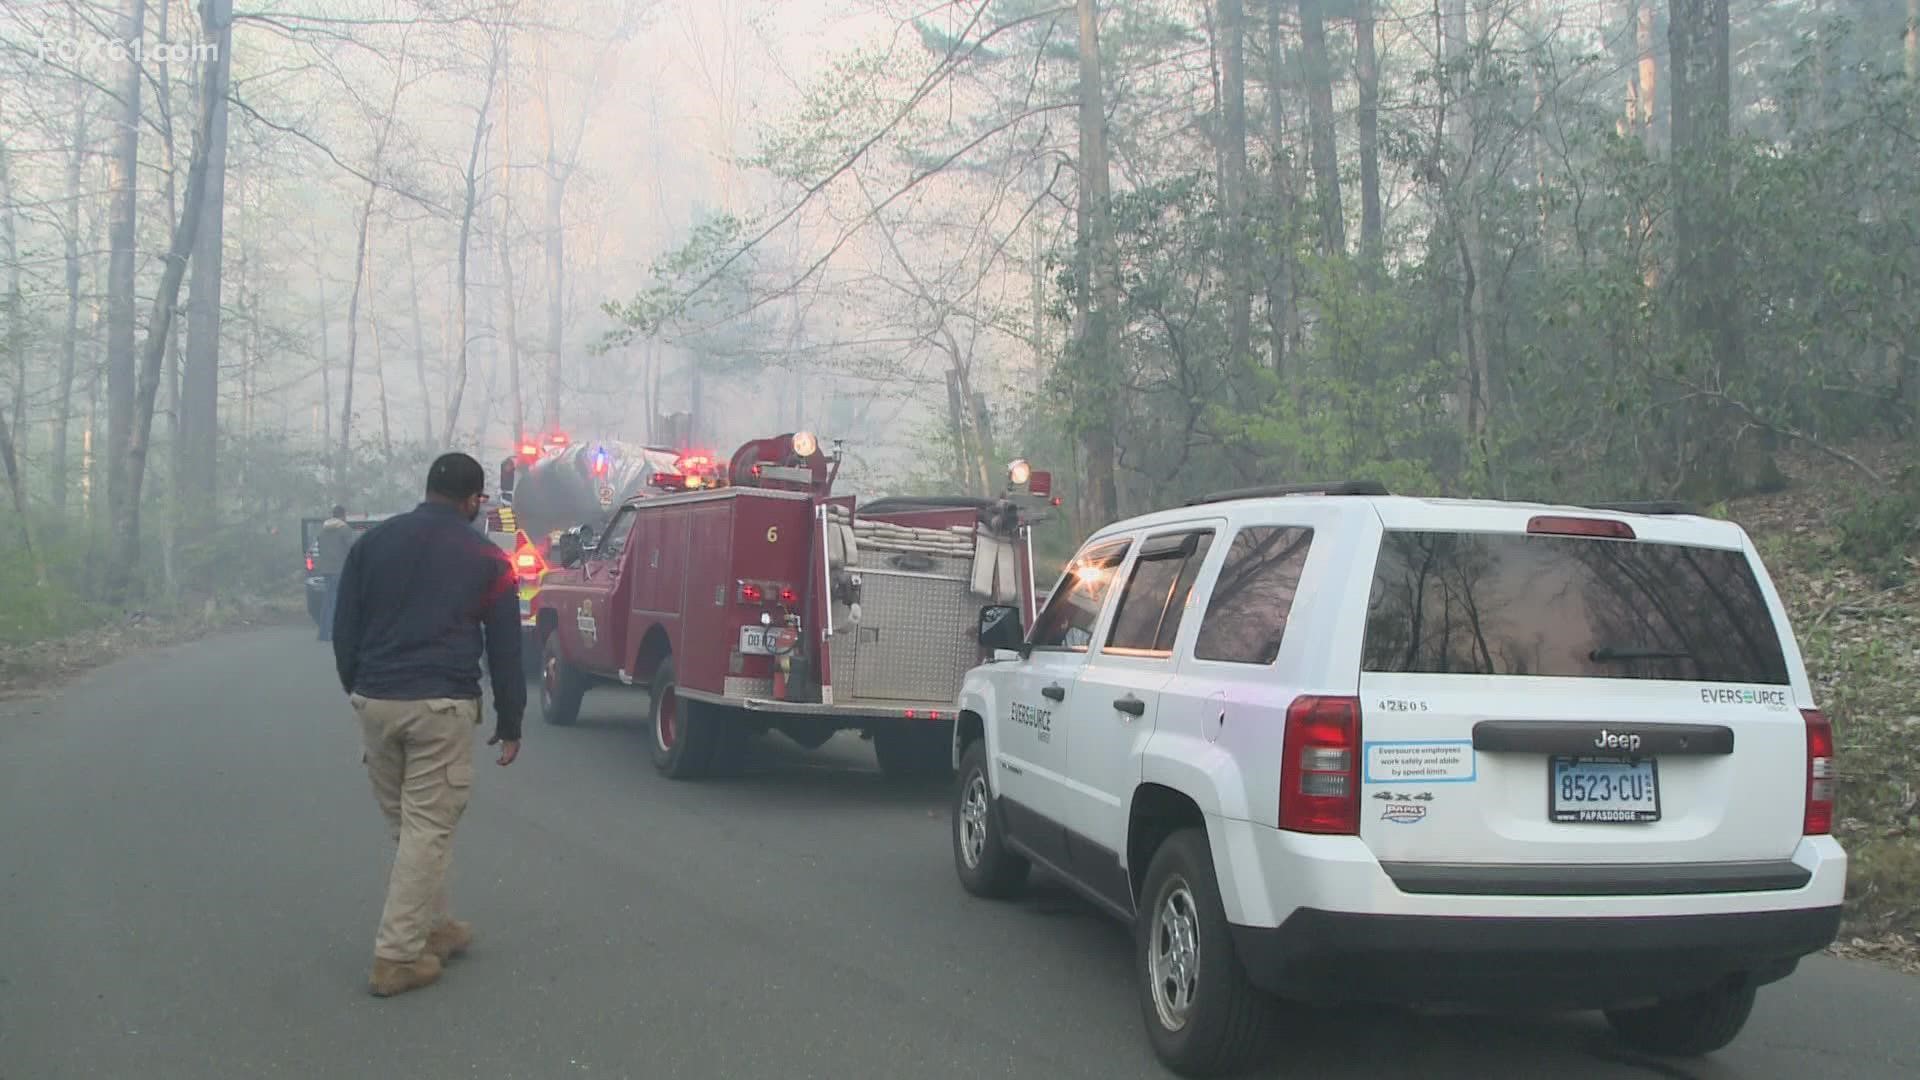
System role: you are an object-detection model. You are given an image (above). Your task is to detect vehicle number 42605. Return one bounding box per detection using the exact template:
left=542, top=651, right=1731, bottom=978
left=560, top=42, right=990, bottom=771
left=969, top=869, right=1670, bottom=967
left=1377, top=699, right=1428, bottom=713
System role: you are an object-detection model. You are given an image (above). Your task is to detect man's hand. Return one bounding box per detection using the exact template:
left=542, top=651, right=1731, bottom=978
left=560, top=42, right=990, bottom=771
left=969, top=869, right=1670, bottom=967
left=487, top=734, right=520, bottom=766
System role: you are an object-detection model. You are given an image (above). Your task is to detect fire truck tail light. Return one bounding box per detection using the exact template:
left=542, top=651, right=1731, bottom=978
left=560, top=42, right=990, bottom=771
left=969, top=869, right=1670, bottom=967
left=779, top=586, right=798, bottom=604
left=738, top=582, right=764, bottom=604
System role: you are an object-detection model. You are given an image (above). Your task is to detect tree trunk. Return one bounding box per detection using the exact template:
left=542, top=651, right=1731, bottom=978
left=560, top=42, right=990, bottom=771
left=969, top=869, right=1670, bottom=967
left=1906, top=0, right=1917, bottom=83
left=311, top=228, right=332, bottom=469
left=104, top=0, right=147, bottom=602
left=543, top=146, right=566, bottom=433
left=1, top=139, right=24, bottom=449
left=1669, top=0, right=1760, bottom=493
left=54, top=57, right=87, bottom=510
left=182, top=0, right=231, bottom=525
left=1219, top=0, right=1251, bottom=363
left=1076, top=0, right=1119, bottom=525
left=1355, top=0, right=1383, bottom=263
left=339, top=41, right=405, bottom=475
left=1298, top=0, right=1344, bottom=256
left=1265, top=0, right=1299, bottom=377
left=364, top=233, right=391, bottom=455
left=498, top=59, right=525, bottom=445
left=442, top=43, right=503, bottom=446
left=405, top=226, right=433, bottom=441
left=109, top=3, right=224, bottom=598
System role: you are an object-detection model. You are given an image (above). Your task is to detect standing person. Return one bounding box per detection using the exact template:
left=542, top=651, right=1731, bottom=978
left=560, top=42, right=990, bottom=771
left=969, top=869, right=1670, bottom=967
left=330, top=452, right=525, bottom=998
left=314, top=504, right=355, bottom=641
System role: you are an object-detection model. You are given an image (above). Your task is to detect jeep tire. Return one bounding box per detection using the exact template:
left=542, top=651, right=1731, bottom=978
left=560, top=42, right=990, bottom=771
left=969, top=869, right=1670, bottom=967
left=538, top=632, right=588, bottom=727
left=1604, top=978, right=1758, bottom=1057
left=1136, top=829, right=1272, bottom=1077
left=952, top=739, right=1029, bottom=899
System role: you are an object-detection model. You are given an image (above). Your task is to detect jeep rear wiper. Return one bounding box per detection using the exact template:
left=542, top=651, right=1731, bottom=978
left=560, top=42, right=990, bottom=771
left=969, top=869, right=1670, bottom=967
left=1589, top=645, right=1693, bottom=662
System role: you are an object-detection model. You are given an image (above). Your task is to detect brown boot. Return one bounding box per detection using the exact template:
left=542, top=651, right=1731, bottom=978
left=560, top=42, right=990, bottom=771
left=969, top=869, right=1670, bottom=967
left=426, top=919, right=473, bottom=963
left=369, top=953, right=443, bottom=997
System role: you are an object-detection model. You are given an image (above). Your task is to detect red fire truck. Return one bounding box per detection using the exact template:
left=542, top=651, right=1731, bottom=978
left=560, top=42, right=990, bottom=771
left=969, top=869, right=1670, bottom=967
left=532, top=431, right=1053, bottom=780
left=492, top=433, right=683, bottom=670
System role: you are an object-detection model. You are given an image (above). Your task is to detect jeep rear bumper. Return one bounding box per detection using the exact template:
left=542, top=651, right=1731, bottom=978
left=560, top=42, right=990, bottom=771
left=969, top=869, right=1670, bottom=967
left=1229, top=904, right=1842, bottom=1010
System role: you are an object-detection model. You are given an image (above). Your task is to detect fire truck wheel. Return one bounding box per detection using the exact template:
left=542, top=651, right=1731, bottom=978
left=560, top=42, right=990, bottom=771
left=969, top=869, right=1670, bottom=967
left=873, top=725, right=955, bottom=779
left=649, top=658, right=716, bottom=779
left=539, top=634, right=588, bottom=727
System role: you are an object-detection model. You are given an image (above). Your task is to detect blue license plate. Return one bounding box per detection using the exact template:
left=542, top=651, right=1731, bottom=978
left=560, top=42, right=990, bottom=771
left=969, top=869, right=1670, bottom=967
left=1550, top=756, right=1660, bottom=824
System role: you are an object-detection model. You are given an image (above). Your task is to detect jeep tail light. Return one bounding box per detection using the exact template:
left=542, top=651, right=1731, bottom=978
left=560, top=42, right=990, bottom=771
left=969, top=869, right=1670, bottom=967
left=1803, top=708, right=1835, bottom=835
left=1526, top=515, right=1635, bottom=540
left=1280, top=695, right=1361, bottom=834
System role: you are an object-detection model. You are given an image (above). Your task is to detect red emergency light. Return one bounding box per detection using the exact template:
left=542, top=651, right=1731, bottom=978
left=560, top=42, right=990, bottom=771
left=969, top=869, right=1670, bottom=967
left=517, top=441, right=540, bottom=460
left=548, top=432, right=570, bottom=446
left=512, top=530, right=546, bottom=580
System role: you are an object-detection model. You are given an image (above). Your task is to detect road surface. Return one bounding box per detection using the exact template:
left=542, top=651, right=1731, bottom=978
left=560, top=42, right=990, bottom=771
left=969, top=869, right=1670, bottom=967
left=2, top=624, right=1916, bottom=1079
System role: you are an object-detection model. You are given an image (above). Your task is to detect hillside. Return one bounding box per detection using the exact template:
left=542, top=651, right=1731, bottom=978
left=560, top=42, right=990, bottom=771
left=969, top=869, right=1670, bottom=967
left=1730, top=442, right=1920, bottom=973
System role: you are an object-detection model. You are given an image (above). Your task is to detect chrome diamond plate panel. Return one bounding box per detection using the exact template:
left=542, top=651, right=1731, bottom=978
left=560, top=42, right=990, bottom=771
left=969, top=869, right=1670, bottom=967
left=847, top=565, right=978, bottom=704
left=724, top=676, right=774, bottom=699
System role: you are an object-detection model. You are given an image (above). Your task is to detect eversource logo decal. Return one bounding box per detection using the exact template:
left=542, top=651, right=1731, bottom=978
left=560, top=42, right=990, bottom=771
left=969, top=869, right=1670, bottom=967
left=1700, top=687, right=1789, bottom=708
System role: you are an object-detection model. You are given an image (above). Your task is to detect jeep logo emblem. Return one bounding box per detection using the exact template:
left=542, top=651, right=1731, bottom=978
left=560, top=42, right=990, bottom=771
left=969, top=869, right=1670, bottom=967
left=1593, top=729, right=1641, bottom=752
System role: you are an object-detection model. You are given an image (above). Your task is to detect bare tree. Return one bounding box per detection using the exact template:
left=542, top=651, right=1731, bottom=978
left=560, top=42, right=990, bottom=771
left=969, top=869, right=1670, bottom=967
left=103, top=0, right=146, bottom=601
left=1218, top=0, right=1251, bottom=363
left=182, top=0, right=233, bottom=522
left=441, top=20, right=507, bottom=446
left=1076, top=0, right=1118, bottom=524
left=339, top=31, right=413, bottom=478
left=1298, top=0, right=1344, bottom=256
left=108, top=0, right=230, bottom=598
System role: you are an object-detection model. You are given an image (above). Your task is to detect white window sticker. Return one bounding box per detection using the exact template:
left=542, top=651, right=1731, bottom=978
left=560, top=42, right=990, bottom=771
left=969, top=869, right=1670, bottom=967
left=1364, top=740, right=1476, bottom=784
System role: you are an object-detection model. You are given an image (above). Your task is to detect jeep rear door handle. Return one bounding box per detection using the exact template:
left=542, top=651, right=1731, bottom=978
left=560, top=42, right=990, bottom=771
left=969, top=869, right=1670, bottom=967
left=1113, top=695, right=1145, bottom=717
left=1041, top=684, right=1066, bottom=701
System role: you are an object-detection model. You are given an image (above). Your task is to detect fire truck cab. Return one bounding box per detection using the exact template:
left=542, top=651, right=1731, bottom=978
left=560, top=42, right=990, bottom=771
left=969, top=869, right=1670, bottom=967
left=532, top=431, right=1053, bottom=780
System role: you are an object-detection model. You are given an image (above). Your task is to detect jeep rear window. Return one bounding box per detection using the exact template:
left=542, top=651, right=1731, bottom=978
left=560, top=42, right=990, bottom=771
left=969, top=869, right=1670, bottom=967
left=1361, top=530, right=1790, bottom=684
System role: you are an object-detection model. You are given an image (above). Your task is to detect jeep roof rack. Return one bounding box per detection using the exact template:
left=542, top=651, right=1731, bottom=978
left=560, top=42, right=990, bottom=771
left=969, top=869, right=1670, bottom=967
left=1186, top=480, right=1390, bottom=507
left=1582, top=500, right=1705, bottom=516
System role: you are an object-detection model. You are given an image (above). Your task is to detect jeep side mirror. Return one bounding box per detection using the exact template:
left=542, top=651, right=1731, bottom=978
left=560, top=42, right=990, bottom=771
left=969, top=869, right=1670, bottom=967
left=977, top=604, right=1024, bottom=653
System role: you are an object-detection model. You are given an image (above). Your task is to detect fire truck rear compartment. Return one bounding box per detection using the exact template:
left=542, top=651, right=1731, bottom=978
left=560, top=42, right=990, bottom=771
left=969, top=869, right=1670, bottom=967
left=824, top=506, right=1022, bottom=712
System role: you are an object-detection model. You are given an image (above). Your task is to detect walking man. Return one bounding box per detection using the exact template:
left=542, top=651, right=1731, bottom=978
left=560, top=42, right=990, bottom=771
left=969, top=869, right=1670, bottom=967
left=331, top=452, right=525, bottom=998
left=314, top=504, right=355, bottom=641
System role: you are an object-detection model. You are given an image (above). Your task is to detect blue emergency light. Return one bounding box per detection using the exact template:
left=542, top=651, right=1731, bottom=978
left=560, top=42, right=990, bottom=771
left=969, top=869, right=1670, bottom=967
left=592, top=446, right=609, bottom=476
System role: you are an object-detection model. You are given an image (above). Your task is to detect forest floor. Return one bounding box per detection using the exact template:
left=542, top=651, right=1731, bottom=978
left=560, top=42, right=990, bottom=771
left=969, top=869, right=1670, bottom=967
left=0, top=591, right=303, bottom=702
left=1733, top=439, right=1920, bottom=974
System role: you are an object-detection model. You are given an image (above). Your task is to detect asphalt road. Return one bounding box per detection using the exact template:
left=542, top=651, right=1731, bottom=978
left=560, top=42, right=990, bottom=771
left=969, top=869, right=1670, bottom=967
left=2, top=624, right=1917, bottom=1080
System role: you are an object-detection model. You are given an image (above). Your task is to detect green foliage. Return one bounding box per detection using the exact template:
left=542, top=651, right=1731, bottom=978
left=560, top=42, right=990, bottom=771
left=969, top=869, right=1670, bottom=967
left=1835, top=466, right=1920, bottom=581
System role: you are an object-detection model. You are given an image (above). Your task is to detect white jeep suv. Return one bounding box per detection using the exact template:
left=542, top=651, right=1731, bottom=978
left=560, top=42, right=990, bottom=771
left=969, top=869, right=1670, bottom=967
left=950, top=483, right=1845, bottom=1076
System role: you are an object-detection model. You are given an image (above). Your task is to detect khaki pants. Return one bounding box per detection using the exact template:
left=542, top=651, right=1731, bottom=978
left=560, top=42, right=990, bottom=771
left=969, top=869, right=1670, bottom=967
left=351, top=694, right=479, bottom=962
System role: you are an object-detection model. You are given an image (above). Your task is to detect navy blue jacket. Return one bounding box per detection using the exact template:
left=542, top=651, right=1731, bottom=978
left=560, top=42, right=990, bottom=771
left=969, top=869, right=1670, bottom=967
left=332, top=500, right=526, bottom=740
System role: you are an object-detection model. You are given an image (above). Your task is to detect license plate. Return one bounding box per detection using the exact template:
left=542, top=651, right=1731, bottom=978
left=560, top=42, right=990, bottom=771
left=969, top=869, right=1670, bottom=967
left=739, top=626, right=774, bottom=655
left=1550, top=756, right=1660, bottom=823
